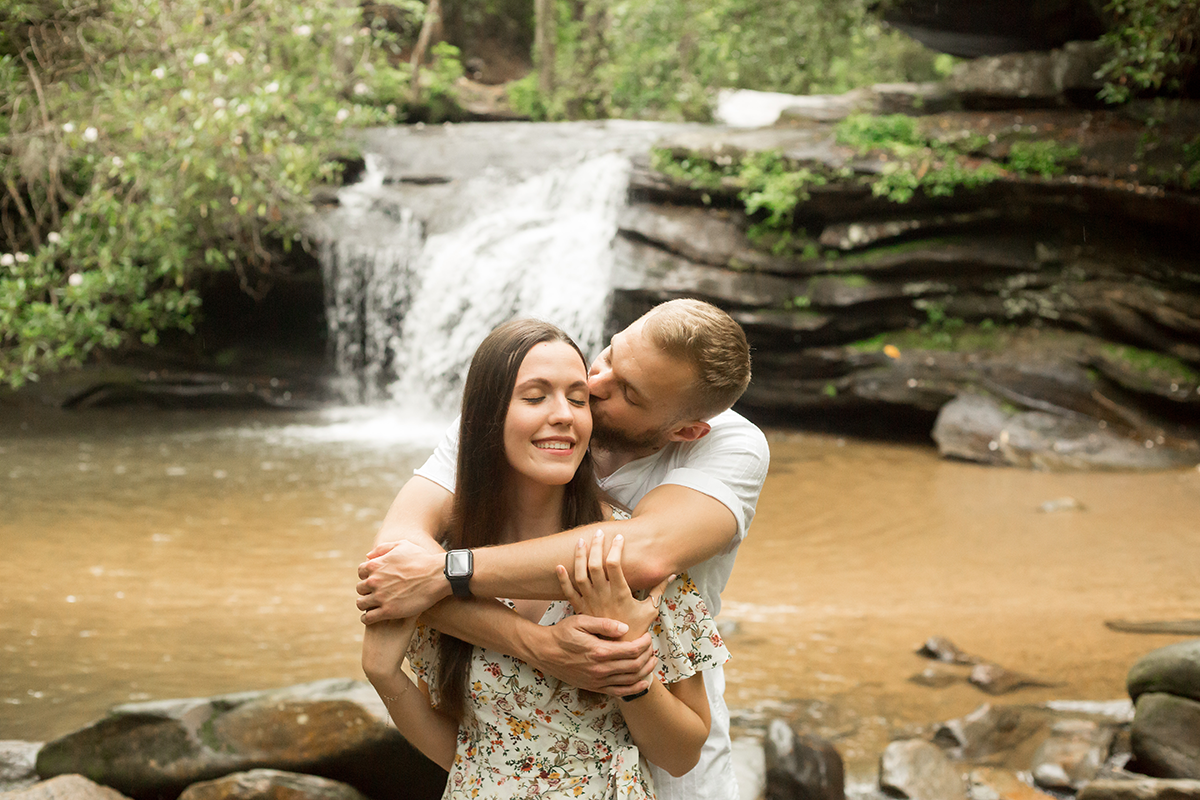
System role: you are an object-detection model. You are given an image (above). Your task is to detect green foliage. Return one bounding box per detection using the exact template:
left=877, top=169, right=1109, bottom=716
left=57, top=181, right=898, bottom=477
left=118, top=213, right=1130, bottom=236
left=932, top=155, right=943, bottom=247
left=835, top=114, right=1080, bottom=203
left=0, top=0, right=408, bottom=386
left=1098, top=0, right=1199, bottom=104
left=738, top=151, right=825, bottom=229
left=1102, top=343, right=1200, bottom=382
left=529, top=0, right=943, bottom=121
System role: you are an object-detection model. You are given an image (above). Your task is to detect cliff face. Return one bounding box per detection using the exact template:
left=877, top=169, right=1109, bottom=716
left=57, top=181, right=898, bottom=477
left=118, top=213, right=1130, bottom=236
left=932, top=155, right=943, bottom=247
left=607, top=98, right=1200, bottom=469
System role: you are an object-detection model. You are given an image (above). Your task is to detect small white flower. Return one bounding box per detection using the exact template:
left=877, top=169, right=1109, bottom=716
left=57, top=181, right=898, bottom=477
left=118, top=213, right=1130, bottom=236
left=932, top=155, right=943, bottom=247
left=213, top=97, right=226, bottom=108
left=62, top=122, right=75, bottom=133
left=353, top=82, right=368, bottom=96
left=180, top=89, right=194, bottom=101
left=265, top=81, right=279, bottom=94
left=47, top=232, right=61, bottom=244
left=236, top=103, right=250, bottom=115
left=83, top=127, right=98, bottom=142
left=15, top=252, right=29, bottom=263
left=68, top=273, right=83, bottom=287
left=225, top=51, right=245, bottom=66
left=193, top=52, right=209, bottom=66
left=0, top=253, right=13, bottom=267
left=111, top=156, right=123, bottom=167
left=342, top=35, right=354, bottom=46
left=152, top=67, right=166, bottom=79
left=336, top=108, right=350, bottom=123
left=294, top=24, right=312, bottom=36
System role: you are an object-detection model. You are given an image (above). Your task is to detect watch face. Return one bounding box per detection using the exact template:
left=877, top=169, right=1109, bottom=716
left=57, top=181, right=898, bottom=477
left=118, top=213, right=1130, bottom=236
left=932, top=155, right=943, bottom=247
left=446, top=550, right=471, bottom=577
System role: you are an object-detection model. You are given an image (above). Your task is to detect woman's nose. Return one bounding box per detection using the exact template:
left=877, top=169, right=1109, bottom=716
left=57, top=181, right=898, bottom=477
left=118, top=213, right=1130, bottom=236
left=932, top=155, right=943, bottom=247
left=548, top=396, right=573, bottom=424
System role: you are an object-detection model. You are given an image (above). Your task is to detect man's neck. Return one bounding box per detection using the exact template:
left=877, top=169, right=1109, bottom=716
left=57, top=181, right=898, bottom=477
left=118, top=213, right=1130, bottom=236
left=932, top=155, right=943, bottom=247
left=592, top=444, right=656, bottom=479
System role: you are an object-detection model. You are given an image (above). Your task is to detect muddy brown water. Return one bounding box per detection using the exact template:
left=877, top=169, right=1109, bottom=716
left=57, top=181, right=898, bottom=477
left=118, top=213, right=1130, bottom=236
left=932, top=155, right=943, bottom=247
left=2, top=408, right=1197, bottom=779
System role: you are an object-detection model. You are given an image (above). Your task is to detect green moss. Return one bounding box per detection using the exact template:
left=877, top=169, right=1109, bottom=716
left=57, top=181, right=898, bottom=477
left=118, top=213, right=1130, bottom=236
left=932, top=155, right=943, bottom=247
left=829, top=273, right=870, bottom=288
left=1102, top=344, right=1200, bottom=382
left=847, top=324, right=1016, bottom=353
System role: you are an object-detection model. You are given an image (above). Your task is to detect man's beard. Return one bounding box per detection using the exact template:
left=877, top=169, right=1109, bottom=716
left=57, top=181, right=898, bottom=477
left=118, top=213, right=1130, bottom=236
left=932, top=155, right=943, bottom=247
left=590, top=415, right=670, bottom=455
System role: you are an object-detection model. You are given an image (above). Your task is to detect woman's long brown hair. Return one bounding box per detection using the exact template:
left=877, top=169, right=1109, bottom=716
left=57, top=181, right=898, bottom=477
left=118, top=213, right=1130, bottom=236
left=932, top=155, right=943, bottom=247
left=435, top=319, right=605, bottom=722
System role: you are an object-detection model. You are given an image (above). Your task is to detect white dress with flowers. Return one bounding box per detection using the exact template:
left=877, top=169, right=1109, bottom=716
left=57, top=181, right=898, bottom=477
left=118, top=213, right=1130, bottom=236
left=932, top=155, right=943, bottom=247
left=406, top=565, right=729, bottom=799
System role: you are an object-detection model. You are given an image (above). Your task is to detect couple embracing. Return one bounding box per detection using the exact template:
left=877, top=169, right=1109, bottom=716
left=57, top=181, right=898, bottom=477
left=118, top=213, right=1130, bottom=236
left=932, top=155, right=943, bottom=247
left=357, top=299, right=770, bottom=799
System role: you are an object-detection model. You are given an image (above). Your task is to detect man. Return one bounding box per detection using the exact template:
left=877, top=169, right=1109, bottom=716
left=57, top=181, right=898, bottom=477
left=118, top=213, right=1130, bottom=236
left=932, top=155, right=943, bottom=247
left=357, top=298, right=770, bottom=800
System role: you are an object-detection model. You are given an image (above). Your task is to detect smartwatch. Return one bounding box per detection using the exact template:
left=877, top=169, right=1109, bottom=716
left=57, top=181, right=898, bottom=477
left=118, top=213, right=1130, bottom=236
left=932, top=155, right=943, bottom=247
left=444, top=549, right=473, bottom=598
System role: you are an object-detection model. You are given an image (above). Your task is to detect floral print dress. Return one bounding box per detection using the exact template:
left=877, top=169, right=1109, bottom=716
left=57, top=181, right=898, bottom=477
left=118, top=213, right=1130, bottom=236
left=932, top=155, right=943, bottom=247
left=406, top=569, right=729, bottom=799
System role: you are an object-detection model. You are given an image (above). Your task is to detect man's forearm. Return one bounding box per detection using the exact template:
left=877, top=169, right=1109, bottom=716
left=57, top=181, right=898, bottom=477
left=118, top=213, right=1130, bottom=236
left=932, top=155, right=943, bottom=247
left=419, top=596, right=544, bottom=664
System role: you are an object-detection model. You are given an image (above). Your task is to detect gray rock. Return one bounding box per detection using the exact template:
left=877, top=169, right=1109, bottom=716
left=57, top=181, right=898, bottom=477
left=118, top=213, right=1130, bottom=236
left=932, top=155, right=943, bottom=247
left=1128, top=640, right=1200, bottom=704
left=946, top=42, right=1108, bottom=101
left=1131, top=693, right=1200, bottom=779
left=879, top=739, right=966, bottom=800
left=763, top=720, right=844, bottom=800
left=34, top=679, right=446, bottom=800
left=932, top=393, right=1196, bottom=471
left=967, top=767, right=1059, bottom=800
left=933, top=704, right=1050, bottom=762
left=1029, top=718, right=1115, bottom=791
left=2, top=774, right=131, bottom=800
left=0, top=741, right=42, bottom=792
left=1079, top=778, right=1200, bottom=800
left=177, top=770, right=370, bottom=800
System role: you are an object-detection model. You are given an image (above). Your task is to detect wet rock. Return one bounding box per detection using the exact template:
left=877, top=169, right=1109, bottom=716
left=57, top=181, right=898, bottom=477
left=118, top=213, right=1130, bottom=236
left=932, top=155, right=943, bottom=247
left=967, top=767, right=1058, bottom=800
left=1130, top=693, right=1200, bottom=779
left=946, top=42, right=1109, bottom=104
left=879, top=739, right=966, bottom=800
left=1108, top=622, right=1200, bottom=637
left=1079, top=778, right=1200, bottom=800
left=933, top=704, right=1050, bottom=763
left=910, top=666, right=966, bottom=689
left=1127, top=640, right=1200, bottom=704
left=34, top=679, right=446, bottom=800
left=763, top=720, right=844, bottom=800
left=3, top=775, right=131, bottom=800
left=177, top=770, right=370, bottom=800
left=931, top=393, right=1197, bottom=471
left=917, top=637, right=981, bottom=665
left=1029, top=718, right=1115, bottom=791
left=969, top=664, right=1056, bottom=695
left=0, top=741, right=42, bottom=792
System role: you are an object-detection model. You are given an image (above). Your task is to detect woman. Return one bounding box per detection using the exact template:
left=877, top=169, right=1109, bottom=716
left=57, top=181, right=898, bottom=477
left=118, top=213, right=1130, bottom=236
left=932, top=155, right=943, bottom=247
left=361, top=319, right=728, bottom=799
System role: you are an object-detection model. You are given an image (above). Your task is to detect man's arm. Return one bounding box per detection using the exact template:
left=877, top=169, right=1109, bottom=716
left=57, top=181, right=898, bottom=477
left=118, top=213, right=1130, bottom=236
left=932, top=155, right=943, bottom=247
left=359, top=482, right=737, bottom=611
left=356, top=474, right=659, bottom=695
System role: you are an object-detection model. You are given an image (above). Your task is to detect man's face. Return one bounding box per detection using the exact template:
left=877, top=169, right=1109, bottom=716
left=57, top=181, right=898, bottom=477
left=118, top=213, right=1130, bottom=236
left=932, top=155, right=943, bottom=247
left=586, top=317, right=697, bottom=457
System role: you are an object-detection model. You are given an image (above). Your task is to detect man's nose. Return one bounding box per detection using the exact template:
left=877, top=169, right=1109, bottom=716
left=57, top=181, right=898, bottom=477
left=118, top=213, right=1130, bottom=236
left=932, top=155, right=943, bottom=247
left=588, top=367, right=612, bottom=399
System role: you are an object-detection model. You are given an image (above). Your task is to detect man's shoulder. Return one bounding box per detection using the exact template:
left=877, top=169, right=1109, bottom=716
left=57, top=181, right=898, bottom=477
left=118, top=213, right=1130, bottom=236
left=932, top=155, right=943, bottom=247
left=701, top=409, right=769, bottom=451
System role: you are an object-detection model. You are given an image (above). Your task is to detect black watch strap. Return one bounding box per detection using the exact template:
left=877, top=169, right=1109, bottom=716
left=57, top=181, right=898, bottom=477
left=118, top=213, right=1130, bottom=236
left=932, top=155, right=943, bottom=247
left=444, top=549, right=473, bottom=599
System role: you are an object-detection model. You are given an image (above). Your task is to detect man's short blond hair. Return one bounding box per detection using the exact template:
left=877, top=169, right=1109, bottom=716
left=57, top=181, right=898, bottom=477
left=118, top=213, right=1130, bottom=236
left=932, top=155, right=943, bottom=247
left=641, top=298, right=751, bottom=421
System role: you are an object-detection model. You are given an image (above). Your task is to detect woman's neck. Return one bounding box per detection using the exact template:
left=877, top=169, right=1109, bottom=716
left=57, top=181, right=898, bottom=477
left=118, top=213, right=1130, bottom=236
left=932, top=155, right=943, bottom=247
left=499, top=476, right=567, bottom=543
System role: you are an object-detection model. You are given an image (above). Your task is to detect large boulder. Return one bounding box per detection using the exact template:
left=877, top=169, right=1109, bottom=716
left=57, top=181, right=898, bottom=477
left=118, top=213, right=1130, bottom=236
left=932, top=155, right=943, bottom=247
left=1079, top=779, right=1200, bottom=800
left=879, top=739, right=967, bottom=800
left=1029, top=718, right=1114, bottom=791
left=1128, top=641, right=1200, bottom=704
left=0, top=741, right=42, bottom=793
left=2, top=775, right=131, bottom=800
left=176, top=770, right=370, bottom=800
left=763, top=719, right=844, bottom=800
left=34, top=680, right=446, bottom=800
left=1130, top=693, right=1200, bottom=779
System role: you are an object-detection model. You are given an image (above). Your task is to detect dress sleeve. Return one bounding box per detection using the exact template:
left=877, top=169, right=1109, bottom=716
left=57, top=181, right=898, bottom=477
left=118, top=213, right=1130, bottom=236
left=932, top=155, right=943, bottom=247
left=648, top=572, right=730, bottom=685
left=406, top=622, right=442, bottom=704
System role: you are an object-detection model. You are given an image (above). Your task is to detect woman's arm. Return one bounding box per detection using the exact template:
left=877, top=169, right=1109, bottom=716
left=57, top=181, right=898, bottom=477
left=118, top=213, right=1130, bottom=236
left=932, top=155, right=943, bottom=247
left=360, top=618, right=459, bottom=771
left=556, top=533, right=711, bottom=777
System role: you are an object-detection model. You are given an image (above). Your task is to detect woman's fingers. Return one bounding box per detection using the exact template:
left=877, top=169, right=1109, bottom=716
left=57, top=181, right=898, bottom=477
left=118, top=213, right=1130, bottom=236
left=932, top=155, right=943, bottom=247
left=573, top=536, right=591, bottom=592
left=556, top=564, right=582, bottom=604
left=604, top=534, right=633, bottom=596
left=648, top=573, right=675, bottom=609
left=587, top=529, right=607, bottom=587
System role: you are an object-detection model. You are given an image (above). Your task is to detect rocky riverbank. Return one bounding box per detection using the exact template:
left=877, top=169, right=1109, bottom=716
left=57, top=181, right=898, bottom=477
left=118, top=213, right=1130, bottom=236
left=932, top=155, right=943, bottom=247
left=3, top=641, right=1197, bottom=800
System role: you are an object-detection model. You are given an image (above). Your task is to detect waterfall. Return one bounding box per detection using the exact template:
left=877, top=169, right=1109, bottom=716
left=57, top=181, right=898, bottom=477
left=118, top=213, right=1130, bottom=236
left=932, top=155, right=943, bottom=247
left=319, top=146, right=633, bottom=411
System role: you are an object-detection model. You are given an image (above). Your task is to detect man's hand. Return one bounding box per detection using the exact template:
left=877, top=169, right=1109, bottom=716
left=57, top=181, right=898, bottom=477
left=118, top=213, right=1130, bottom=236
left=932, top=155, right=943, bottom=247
left=357, top=539, right=449, bottom=623
left=532, top=614, right=658, bottom=697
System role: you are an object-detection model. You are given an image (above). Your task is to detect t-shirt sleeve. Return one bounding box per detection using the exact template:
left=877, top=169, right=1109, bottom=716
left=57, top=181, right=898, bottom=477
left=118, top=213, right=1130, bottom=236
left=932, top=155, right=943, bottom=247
left=658, top=413, right=769, bottom=548
left=412, top=416, right=460, bottom=493
left=649, top=573, right=730, bottom=685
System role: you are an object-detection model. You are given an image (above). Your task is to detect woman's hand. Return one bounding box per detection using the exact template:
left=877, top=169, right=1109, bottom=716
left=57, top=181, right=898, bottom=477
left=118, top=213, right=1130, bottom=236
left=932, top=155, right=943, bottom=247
left=361, top=617, right=418, bottom=683
left=556, top=530, right=671, bottom=642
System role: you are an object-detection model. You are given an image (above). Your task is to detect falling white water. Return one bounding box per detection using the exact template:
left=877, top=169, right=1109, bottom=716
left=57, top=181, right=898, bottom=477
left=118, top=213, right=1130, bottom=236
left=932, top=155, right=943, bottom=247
left=320, top=150, right=632, bottom=412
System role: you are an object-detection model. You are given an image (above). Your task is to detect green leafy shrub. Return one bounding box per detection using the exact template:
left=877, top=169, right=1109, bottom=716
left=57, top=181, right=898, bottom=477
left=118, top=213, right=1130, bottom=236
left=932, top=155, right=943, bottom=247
left=0, top=0, right=408, bottom=387
left=1098, top=0, right=1200, bottom=104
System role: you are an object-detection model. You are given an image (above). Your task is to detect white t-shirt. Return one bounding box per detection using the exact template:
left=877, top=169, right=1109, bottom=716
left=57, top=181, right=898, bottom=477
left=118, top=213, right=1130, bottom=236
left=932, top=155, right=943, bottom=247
left=413, top=408, right=770, bottom=800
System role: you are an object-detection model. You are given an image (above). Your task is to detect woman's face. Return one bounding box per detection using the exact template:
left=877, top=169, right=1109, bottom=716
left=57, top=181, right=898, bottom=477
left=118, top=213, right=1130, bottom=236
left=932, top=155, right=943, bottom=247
left=503, top=340, right=592, bottom=488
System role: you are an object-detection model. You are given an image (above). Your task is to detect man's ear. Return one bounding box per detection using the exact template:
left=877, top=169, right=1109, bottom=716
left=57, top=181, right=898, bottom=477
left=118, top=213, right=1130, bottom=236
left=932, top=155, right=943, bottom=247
left=666, top=420, right=711, bottom=443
